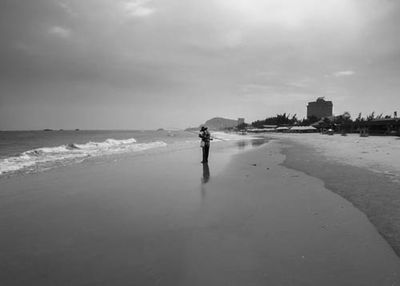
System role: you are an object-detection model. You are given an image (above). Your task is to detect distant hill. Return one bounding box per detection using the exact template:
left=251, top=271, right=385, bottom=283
left=203, top=117, right=238, bottom=130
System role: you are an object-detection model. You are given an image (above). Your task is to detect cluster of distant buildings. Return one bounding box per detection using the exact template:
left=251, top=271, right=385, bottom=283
left=305, top=97, right=399, bottom=136
left=243, top=97, right=399, bottom=136
left=246, top=124, right=317, bottom=134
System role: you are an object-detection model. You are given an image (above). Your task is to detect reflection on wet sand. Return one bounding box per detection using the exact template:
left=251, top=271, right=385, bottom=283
left=202, top=163, right=210, bottom=184
left=236, top=138, right=269, bottom=150
left=201, top=163, right=210, bottom=201
left=251, top=138, right=268, bottom=146
left=236, top=141, right=248, bottom=149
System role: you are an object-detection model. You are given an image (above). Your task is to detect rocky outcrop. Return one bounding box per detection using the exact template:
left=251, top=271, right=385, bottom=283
left=202, top=117, right=238, bottom=130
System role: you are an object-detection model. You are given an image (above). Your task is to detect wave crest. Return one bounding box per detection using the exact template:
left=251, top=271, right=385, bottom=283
left=0, top=138, right=166, bottom=176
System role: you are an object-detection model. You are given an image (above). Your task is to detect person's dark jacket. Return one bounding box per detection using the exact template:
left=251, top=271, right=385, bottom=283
left=199, top=130, right=211, bottom=146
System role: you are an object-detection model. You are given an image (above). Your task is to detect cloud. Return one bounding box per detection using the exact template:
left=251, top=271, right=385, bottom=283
left=215, top=0, right=364, bottom=30
left=48, top=26, right=71, bottom=38
left=286, top=78, right=315, bottom=88
left=122, top=0, right=154, bottom=17
left=55, top=0, right=77, bottom=17
left=333, top=70, right=355, bottom=77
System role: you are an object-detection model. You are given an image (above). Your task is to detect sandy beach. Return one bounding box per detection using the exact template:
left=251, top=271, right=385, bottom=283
left=270, top=133, right=400, bottom=256
left=270, top=133, right=400, bottom=180
left=1, top=138, right=400, bottom=285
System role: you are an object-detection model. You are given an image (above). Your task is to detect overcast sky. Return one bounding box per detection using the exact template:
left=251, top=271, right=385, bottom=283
left=0, top=0, right=399, bottom=130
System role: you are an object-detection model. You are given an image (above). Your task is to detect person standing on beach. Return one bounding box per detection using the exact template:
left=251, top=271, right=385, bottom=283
left=199, top=126, right=212, bottom=163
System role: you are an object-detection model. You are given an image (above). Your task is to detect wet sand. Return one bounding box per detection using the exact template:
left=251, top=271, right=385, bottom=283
left=277, top=134, right=400, bottom=257
left=0, top=139, right=399, bottom=285
left=270, top=133, right=400, bottom=181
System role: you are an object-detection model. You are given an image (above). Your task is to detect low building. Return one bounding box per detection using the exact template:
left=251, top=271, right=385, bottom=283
left=276, top=126, right=290, bottom=132
left=366, top=118, right=400, bottom=136
left=289, top=126, right=318, bottom=133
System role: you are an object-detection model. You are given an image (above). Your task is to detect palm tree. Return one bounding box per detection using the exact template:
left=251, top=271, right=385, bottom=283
left=341, top=112, right=351, bottom=135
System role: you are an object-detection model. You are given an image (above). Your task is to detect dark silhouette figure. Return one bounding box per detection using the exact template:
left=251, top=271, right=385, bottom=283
left=199, top=126, right=212, bottom=163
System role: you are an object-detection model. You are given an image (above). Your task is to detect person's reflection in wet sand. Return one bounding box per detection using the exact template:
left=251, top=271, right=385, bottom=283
left=201, top=163, right=210, bottom=201
left=237, top=140, right=247, bottom=150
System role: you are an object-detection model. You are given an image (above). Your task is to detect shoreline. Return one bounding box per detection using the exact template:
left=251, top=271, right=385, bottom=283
left=181, top=141, right=400, bottom=285
left=0, top=139, right=399, bottom=285
left=279, top=135, right=400, bottom=257
left=269, top=133, right=400, bottom=181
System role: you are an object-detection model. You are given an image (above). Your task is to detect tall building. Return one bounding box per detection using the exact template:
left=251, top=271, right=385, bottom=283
left=307, top=97, right=333, bottom=119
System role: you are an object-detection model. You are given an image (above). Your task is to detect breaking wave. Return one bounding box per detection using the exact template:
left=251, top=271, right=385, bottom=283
left=0, top=138, right=166, bottom=176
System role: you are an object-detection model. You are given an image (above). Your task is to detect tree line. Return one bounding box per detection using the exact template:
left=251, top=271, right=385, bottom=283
left=249, top=111, right=397, bottom=132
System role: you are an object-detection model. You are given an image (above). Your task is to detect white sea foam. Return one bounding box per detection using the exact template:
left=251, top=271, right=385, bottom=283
left=0, top=138, right=166, bottom=175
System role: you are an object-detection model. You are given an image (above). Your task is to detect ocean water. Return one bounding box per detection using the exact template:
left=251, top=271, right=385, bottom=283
left=0, top=130, right=259, bottom=177
left=0, top=130, right=198, bottom=177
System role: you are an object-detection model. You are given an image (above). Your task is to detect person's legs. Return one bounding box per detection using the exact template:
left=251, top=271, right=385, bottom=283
left=203, top=145, right=209, bottom=163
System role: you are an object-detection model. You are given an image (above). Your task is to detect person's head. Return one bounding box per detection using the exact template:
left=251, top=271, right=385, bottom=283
left=200, top=126, right=207, bottom=131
